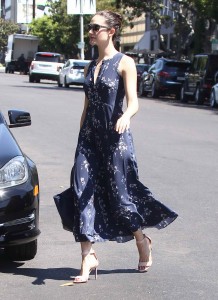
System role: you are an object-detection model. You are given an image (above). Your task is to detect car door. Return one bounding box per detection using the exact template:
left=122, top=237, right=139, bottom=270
left=60, top=60, right=70, bottom=84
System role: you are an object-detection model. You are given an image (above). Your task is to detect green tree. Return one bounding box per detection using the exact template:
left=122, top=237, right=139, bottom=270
left=116, top=0, right=218, bottom=56
left=29, top=0, right=118, bottom=58
left=0, top=19, right=19, bottom=52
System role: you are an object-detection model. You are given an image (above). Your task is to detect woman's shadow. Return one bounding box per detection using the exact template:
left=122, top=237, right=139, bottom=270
left=0, top=251, right=138, bottom=285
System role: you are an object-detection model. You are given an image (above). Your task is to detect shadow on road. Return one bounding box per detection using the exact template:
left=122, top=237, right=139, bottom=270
left=11, top=83, right=84, bottom=93
left=0, top=253, right=138, bottom=285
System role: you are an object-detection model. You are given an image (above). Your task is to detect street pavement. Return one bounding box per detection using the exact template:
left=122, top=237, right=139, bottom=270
left=0, top=72, right=218, bottom=300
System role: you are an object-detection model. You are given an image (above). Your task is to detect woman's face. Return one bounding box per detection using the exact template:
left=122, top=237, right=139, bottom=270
left=88, top=15, right=111, bottom=46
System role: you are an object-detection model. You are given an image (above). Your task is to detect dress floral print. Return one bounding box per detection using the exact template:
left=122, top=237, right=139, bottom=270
left=70, top=52, right=178, bottom=243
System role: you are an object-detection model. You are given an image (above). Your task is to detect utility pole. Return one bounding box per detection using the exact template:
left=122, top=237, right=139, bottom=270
left=33, top=0, right=35, bottom=19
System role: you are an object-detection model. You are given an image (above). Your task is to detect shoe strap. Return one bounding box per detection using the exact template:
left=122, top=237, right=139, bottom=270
left=136, top=234, right=151, bottom=244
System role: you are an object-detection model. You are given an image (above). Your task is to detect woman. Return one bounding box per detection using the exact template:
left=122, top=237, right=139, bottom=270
left=70, top=10, right=178, bottom=283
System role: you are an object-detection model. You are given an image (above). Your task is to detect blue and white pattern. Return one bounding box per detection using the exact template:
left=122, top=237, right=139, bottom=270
left=71, top=52, right=178, bottom=243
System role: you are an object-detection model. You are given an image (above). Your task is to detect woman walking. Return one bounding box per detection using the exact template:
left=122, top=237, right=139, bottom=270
left=68, top=10, right=178, bottom=283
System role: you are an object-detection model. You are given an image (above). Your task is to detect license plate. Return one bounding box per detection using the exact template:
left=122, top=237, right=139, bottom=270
left=177, top=77, right=184, bottom=80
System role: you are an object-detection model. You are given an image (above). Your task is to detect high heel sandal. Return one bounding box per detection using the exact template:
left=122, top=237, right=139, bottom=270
left=136, top=234, right=152, bottom=272
left=73, top=250, right=99, bottom=283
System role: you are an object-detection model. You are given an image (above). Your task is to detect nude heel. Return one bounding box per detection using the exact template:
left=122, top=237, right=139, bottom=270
left=136, top=234, right=152, bottom=272
left=73, top=251, right=99, bottom=283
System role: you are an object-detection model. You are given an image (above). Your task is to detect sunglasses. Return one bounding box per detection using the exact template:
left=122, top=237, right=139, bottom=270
left=87, top=23, right=110, bottom=32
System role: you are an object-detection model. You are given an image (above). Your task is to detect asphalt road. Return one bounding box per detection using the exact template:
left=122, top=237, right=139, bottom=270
left=0, top=70, right=218, bottom=300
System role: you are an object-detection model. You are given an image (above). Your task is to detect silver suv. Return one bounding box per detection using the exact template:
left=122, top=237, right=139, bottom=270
left=29, top=52, right=64, bottom=83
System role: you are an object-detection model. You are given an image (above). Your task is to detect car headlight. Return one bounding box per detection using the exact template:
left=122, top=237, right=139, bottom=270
left=0, top=156, right=28, bottom=189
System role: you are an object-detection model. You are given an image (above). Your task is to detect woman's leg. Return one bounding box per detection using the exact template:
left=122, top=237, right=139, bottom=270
left=74, top=241, right=99, bottom=283
left=133, top=228, right=152, bottom=271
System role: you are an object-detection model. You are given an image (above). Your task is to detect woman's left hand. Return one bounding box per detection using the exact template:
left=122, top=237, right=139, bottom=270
left=115, top=113, right=130, bottom=134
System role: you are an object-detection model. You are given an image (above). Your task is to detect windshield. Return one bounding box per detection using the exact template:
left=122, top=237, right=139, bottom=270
left=165, top=62, right=190, bottom=72
left=35, top=53, right=62, bottom=63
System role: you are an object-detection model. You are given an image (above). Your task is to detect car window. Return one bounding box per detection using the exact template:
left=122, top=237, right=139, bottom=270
left=72, top=62, right=89, bottom=69
left=136, top=64, right=150, bottom=73
left=165, top=62, right=190, bottom=72
left=155, top=60, right=162, bottom=69
left=207, top=55, right=218, bottom=77
left=198, top=56, right=207, bottom=71
left=35, top=53, right=62, bottom=63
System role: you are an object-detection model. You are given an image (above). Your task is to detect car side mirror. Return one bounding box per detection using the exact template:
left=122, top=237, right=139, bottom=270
left=8, top=110, right=31, bottom=128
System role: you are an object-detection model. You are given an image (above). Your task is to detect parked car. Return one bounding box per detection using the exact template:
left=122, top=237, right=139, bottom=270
left=29, top=52, right=64, bottom=83
left=210, top=73, right=218, bottom=107
left=180, top=53, right=218, bottom=104
left=136, top=63, right=150, bottom=91
left=58, top=59, right=90, bottom=88
left=138, top=58, right=191, bottom=99
left=0, top=109, right=40, bottom=260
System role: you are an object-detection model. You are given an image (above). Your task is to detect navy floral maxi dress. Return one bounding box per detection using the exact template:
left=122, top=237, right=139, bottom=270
left=70, top=52, right=178, bottom=243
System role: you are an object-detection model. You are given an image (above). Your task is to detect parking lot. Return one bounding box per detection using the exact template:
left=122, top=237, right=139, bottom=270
left=0, top=70, right=218, bottom=300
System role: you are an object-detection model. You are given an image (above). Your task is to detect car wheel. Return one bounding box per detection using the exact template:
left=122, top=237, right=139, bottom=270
left=138, top=81, right=146, bottom=97
left=210, top=90, right=217, bottom=108
left=180, top=85, right=188, bottom=103
left=5, top=67, right=8, bottom=73
left=175, top=90, right=180, bottom=100
left=64, top=77, right=69, bottom=88
left=194, top=86, right=204, bottom=105
left=58, top=78, right=63, bottom=87
left=29, top=75, right=34, bottom=83
left=151, top=81, right=159, bottom=98
left=5, top=240, right=37, bottom=261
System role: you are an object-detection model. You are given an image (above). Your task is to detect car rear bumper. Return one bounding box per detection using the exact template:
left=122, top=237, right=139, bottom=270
left=30, top=71, right=59, bottom=81
left=66, top=74, right=85, bottom=85
left=159, top=81, right=183, bottom=91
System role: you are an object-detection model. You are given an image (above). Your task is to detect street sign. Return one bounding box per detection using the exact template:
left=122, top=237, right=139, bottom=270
left=67, top=0, right=96, bottom=15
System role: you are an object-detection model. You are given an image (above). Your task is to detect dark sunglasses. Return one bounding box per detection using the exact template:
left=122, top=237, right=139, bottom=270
left=87, top=23, right=110, bottom=32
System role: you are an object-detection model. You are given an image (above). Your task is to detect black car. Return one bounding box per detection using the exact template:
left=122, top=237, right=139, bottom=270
left=180, top=53, right=218, bottom=104
left=0, top=110, right=40, bottom=260
left=138, top=58, right=191, bottom=99
left=136, top=64, right=150, bottom=91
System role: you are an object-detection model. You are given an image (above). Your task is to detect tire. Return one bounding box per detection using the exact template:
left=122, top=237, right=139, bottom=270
left=194, top=86, right=204, bottom=105
left=58, top=79, right=63, bottom=87
left=180, top=85, right=188, bottom=103
left=5, top=67, right=8, bottom=73
left=29, top=75, right=34, bottom=83
left=5, top=240, right=37, bottom=261
left=138, top=81, right=145, bottom=97
left=151, top=81, right=159, bottom=98
left=210, top=90, right=217, bottom=108
left=36, top=78, right=40, bottom=83
left=64, top=77, right=69, bottom=88
left=175, top=90, right=180, bottom=100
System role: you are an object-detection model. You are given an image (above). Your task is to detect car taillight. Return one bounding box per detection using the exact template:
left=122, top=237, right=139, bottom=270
left=158, top=71, right=170, bottom=78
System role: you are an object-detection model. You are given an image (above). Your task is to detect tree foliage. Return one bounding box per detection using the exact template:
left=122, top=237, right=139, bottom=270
left=29, top=0, right=117, bottom=57
left=116, top=0, right=218, bottom=56
left=0, top=19, right=19, bottom=52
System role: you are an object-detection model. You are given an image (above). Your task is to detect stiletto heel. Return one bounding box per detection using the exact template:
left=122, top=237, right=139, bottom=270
left=73, top=251, right=99, bottom=283
left=136, top=234, right=152, bottom=272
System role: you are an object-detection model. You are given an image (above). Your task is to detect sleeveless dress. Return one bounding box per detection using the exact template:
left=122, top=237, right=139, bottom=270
left=70, top=52, right=178, bottom=243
